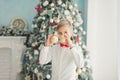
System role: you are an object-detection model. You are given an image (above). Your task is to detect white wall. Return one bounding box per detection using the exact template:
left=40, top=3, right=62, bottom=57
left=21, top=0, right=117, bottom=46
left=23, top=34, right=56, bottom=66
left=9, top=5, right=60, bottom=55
left=87, top=0, right=118, bottom=80
left=118, top=0, right=120, bottom=80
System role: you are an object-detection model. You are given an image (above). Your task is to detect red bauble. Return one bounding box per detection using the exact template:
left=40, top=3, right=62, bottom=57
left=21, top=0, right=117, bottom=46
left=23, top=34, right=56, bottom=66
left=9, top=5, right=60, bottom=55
left=35, top=7, right=42, bottom=11
left=36, top=59, right=40, bottom=64
left=75, top=36, right=79, bottom=43
left=79, top=10, right=82, bottom=14
left=50, top=22, right=57, bottom=26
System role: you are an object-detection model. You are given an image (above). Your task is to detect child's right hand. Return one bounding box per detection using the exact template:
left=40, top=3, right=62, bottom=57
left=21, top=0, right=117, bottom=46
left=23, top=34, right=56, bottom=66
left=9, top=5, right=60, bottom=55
left=45, top=34, right=53, bottom=46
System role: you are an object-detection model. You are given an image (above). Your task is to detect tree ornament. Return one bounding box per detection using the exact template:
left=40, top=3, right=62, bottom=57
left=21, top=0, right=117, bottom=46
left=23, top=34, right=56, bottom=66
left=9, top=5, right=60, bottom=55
left=78, top=16, right=83, bottom=25
left=54, top=17, right=60, bottom=23
left=34, top=68, right=38, bottom=73
left=74, top=29, right=77, bottom=33
left=79, top=27, right=83, bottom=32
left=82, top=68, right=86, bottom=72
left=82, top=45, right=87, bottom=50
left=62, top=3, right=66, bottom=7
left=74, top=22, right=79, bottom=27
left=34, top=50, right=39, bottom=55
left=66, top=16, right=73, bottom=24
left=75, top=36, right=79, bottom=43
left=36, top=59, right=40, bottom=64
left=41, top=24, right=47, bottom=29
left=50, top=22, right=57, bottom=26
left=69, top=5, right=73, bottom=10
left=38, top=16, right=42, bottom=20
left=74, top=3, right=78, bottom=7
left=35, top=7, right=42, bottom=11
left=28, top=54, right=33, bottom=60
left=79, top=10, right=82, bottom=14
left=76, top=68, right=82, bottom=75
left=72, top=11, right=76, bottom=15
left=51, top=8, right=55, bottom=11
left=32, top=42, right=36, bottom=47
left=64, top=10, right=70, bottom=16
left=43, top=1, right=49, bottom=6
left=46, top=74, right=51, bottom=79
left=40, top=10, right=48, bottom=16
left=50, top=19, right=54, bottom=23
left=34, top=24, right=38, bottom=28
left=58, top=0, right=62, bottom=5
left=50, top=3, right=55, bottom=7
left=83, top=31, right=86, bottom=35
left=42, top=16, right=46, bottom=20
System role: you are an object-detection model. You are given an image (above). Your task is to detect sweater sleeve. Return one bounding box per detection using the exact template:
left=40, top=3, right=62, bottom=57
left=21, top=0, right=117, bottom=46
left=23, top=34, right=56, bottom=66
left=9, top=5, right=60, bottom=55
left=39, top=46, right=52, bottom=64
left=70, top=45, right=84, bottom=68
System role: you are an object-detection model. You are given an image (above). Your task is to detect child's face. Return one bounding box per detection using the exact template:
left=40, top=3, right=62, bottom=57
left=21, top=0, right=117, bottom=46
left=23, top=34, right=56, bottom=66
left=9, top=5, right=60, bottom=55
left=57, top=26, right=73, bottom=42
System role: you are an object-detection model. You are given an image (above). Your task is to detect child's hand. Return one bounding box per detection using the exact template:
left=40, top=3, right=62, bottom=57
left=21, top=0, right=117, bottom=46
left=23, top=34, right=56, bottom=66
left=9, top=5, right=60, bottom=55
left=45, top=34, right=53, bottom=46
left=64, top=33, right=74, bottom=48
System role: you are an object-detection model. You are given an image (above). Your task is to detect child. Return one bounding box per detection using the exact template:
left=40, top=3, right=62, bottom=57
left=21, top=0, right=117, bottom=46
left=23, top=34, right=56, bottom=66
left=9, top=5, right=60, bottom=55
left=39, top=19, right=83, bottom=80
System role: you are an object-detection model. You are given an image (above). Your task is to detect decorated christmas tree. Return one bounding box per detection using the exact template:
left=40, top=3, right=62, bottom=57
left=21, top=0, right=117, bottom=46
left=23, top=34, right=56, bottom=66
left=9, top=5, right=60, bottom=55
left=22, top=0, right=93, bottom=80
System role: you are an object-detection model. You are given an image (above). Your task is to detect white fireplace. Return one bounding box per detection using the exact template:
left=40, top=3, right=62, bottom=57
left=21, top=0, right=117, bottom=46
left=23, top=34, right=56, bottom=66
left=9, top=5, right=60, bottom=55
left=0, top=37, right=26, bottom=80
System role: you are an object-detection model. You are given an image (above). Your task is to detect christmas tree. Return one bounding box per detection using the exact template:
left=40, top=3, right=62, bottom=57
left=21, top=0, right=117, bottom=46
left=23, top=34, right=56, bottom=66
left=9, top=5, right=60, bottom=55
left=22, top=0, right=93, bottom=80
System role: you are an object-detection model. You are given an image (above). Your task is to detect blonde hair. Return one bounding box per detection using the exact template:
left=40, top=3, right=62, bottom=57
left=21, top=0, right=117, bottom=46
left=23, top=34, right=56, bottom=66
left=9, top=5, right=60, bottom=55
left=56, top=19, right=73, bottom=31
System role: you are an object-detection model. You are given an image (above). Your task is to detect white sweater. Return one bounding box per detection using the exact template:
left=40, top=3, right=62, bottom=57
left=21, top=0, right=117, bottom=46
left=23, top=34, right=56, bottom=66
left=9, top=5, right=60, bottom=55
left=39, top=44, right=83, bottom=80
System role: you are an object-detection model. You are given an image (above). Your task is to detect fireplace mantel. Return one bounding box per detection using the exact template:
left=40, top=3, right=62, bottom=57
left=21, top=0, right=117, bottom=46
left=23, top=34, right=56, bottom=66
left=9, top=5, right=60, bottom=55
left=0, top=36, right=26, bottom=80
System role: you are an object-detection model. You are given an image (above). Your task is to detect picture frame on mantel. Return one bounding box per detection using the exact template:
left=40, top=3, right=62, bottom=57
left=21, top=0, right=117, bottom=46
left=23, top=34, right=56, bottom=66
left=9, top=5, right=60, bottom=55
left=10, top=17, right=28, bottom=31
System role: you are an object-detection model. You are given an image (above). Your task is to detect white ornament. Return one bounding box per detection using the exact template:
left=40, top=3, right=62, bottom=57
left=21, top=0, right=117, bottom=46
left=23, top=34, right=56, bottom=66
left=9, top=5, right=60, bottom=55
left=42, top=17, right=45, bottom=20
left=29, top=54, right=33, bottom=60
left=82, top=68, right=86, bottom=72
left=38, top=16, right=42, bottom=20
left=79, top=41, right=82, bottom=45
left=62, top=3, right=66, bottom=7
left=50, top=19, right=53, bottom=23
left=34, top=50, right=39, bottom=55
left=51, top=8, right=55, bottom=11
left=74, top=3, right=78, bottom=7
left=79, top=27, right=83, bottom=32
left=43, top=1, right=49, bottom=6
left=34, top=68, right=38, bottom=73
left=58, top=0, right=62, bottom=5
left=72, top=11, right=76, bottom=15
left=76, top=68, right=82, bottom=75
left=74, top=29, right=77, bottom=33
left=78, top=16, right=83, bottom=25
left=75, top=22, right=79, bottom=27
left=69, top=5, right=73, bottom=10
left=32, top=24, right=37, bottom=28
left=34, top=41, right=38, bottom=45
left=64, top=10, right=70, bottom=16
left=79, top=37, right=82, bottom=41
left=50, top=3, right=54, bottom=7
left=82, top=45, right=86, bottom=49
left=32, top=43, right=36, bottom=47
left=83, top=31, right=86, bottom=35
left=46, top=74, right=51, bottom=79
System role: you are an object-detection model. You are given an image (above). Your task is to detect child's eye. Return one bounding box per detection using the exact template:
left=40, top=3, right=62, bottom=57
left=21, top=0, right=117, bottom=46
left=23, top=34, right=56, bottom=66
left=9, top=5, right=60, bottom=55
left=58, top=32, right=62, bottom=35
left=65, top=32, right=67, bottom=34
